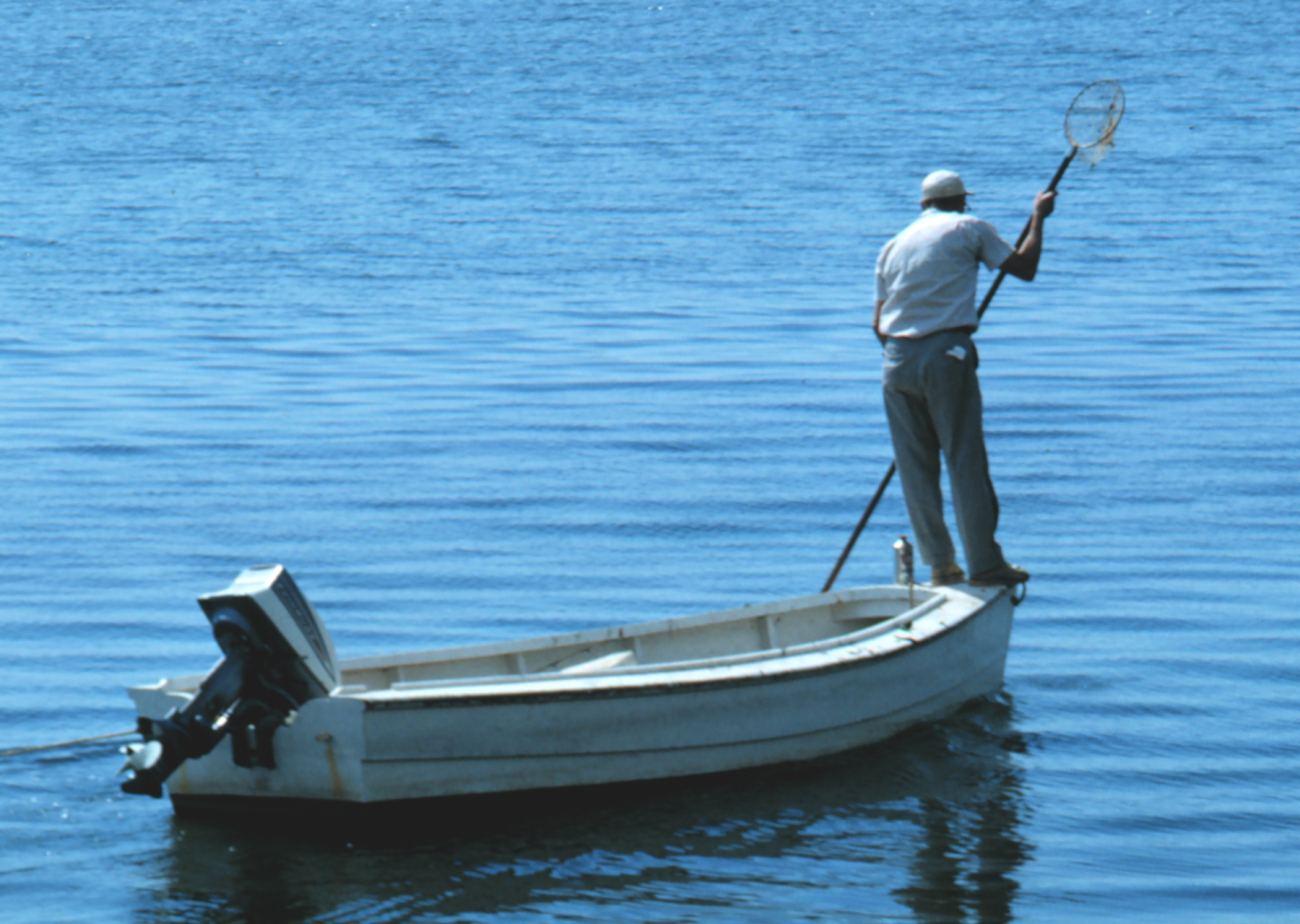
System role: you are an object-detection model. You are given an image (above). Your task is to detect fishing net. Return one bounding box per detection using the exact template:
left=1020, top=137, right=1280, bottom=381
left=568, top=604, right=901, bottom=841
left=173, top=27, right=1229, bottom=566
left=1064, top=79, right=1126, bottom=166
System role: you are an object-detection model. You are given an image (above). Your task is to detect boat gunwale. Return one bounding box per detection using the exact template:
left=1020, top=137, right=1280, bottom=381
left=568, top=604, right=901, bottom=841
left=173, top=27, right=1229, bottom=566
left=349, top=587, right=1013, bottom=712
left=355, top=587, right=1007, bottom=706
left=367, top=592, right=955, bottom=696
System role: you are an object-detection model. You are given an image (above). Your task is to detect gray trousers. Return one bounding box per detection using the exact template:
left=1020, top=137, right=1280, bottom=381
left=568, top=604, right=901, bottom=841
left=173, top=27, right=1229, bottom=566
left=881, top=329, right=1004, bottom=575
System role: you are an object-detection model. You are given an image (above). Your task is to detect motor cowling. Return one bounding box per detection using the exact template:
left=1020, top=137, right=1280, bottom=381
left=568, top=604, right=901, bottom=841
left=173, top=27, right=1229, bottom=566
left=120, top=565, right=340, bottom=798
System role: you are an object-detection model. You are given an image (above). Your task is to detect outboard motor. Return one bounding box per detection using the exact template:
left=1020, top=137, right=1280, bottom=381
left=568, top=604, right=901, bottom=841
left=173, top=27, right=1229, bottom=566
left=120, top=565, right=339, bottom=798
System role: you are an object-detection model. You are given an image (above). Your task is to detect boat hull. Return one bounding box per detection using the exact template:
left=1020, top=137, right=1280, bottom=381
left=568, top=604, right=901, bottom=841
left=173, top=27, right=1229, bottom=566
left=148, top=585, right=1014, bottom=811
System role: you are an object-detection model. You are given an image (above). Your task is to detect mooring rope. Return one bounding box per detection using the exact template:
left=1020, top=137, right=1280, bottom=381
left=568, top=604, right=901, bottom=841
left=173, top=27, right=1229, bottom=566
left=0, top=729, right=136, bottom=759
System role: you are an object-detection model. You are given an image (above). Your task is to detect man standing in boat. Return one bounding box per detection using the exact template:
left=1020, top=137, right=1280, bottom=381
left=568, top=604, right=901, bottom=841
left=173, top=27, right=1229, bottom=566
left=873, top=170, right=1054, bottom=587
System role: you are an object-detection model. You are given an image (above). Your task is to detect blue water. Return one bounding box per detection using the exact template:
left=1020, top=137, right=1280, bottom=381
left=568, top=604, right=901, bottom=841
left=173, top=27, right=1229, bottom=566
left=3, top=0, right=1299, bottom=920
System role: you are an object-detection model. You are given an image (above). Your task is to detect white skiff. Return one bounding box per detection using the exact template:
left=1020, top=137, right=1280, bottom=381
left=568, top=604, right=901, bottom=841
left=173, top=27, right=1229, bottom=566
left=124, top=571, right=1014, bottom=813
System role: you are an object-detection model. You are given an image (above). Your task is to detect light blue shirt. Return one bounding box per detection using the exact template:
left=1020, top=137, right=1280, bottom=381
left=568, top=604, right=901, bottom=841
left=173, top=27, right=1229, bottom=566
left=875, top=208, right=1014, bottom=338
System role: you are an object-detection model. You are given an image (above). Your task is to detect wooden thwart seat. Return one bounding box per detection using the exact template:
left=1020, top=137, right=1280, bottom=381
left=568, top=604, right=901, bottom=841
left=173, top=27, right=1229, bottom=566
left=558, top=650, right=638, bottom=674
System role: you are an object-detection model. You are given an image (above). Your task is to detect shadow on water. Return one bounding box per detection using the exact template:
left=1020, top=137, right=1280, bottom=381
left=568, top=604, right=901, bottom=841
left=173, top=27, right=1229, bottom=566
left=137, top=694, right=1034, bottom=924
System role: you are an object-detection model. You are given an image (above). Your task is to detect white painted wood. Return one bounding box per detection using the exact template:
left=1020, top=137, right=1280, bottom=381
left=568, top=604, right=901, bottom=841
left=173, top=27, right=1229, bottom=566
left=132, top=583, right=1014, bottom=807
left=559, top=650, right=637, bottom=674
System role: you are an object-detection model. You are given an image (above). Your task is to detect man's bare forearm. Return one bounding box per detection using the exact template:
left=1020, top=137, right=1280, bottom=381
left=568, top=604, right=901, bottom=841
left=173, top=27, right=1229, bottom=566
left=1000, top=191, right=1056, bottom=282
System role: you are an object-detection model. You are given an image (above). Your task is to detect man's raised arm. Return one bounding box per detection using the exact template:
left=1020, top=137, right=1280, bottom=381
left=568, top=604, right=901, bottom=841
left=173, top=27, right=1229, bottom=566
left=999, top=191, right=1057, bottom=282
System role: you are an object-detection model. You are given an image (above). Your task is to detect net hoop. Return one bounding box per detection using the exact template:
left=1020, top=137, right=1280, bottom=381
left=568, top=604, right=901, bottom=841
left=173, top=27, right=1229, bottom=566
left=1064, top=79, right=1125, bottom=151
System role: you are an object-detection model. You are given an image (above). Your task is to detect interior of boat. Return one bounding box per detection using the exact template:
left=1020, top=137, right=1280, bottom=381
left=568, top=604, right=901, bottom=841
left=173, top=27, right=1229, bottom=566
left=334, top=586, right=947, bottom=694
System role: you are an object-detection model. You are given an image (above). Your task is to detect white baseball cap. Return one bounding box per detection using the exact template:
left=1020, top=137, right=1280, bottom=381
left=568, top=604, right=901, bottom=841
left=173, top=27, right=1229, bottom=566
left=921, top=170, right=968, bottom=200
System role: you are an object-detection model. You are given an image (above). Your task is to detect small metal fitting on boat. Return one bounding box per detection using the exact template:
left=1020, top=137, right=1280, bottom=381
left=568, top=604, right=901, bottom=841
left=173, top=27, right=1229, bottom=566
left=893, top=535, right=914, bottom=585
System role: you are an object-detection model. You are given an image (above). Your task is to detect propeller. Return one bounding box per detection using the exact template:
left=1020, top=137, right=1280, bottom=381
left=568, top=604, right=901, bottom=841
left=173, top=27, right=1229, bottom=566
left=118, top=740, right=163, bottom=775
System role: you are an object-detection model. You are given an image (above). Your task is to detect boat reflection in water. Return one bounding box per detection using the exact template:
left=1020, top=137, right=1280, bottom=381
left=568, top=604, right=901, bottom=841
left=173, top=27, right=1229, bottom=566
left=138, top=692, right=1032, bottom=924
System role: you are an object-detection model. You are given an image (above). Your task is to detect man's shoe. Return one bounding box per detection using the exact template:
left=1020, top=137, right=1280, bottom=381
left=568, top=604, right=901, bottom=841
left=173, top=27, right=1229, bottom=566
left=929, top=562, right=967, bottom=586
left=969, top=562, right=1030, bottom=587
